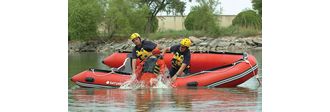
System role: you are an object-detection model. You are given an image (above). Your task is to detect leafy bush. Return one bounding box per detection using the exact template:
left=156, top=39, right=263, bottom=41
left=232, top=10, right=261, bottom=30
left=68, top=0, right=103, bottom=40
left=252, top=0, right=262, bottom=16
left=184, top=2, right=219, bottom=32
left=102, top=0, right=159, bottom=38
left=69, top=0, right=159, bottom=40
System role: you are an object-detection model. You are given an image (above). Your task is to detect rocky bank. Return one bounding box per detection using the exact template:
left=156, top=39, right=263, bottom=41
left=69, top=35, right=262, bottom=54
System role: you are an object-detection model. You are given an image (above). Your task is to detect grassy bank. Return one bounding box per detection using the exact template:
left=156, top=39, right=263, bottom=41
left=149, top=26, right=261, bottom=40
left=69, top=26, right=261, bottom=42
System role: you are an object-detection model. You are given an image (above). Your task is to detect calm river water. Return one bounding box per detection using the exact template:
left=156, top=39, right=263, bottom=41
left=68, top=49, right=262, bottom=112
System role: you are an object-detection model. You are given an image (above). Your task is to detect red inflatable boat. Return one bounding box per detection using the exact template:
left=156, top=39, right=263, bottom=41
left=71, top=51, right=258, bottom=88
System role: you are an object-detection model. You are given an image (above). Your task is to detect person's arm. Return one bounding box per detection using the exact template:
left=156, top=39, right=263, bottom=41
left=171, top=63, right=187, bottom=81
left=161, top=47, right=170, bottom=56
left=152, top=44, right=161, bottom=56
left=175, top=63, right=187, bottom=76
left=155, top=44, right=160, bottom=50
left=131, top=48, right=137, bottom=79
left=131, top=59, right=138, bottom=81
left=145, top=40, right=158, bottom=51
left=174, top=52, right=190, bottom=77
left=163, top=45, right=177, bottom=56
left=132, top=59, right=136, bottom=74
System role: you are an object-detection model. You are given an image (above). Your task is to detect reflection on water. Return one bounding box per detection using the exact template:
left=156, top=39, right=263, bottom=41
left=68, top=53, right=110, bottom=88
left=68, top=49, right=262, bottom=111
left=69, top=87, right=261, bottom=112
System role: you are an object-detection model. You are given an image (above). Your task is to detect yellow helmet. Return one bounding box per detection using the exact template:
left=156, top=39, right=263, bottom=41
left=180, top=38, right=192, bottom=47
left=130, top=33, right=140, bottom=40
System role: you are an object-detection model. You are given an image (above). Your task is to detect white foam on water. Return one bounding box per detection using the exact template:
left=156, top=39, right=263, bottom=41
left=153, top=68, right=172, bottom=88
left=152, top=76, right=172, bottom=88
left=119, top=79, right=145, bottom=89
left=119, top=74, right=172, bottom=89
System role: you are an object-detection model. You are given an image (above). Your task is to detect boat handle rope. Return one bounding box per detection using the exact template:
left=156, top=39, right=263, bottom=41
left=90, top=68, right=101, bottom=76
left=241, top=52, right=262, bottom=86
left=199, top=59, right=246, bottom=74
left=90, top=68, right=114, bottom=76
left=244, top=59, right=262, bottom=86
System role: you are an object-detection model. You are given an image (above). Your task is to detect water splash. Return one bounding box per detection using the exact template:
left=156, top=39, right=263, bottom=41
left=152, top=76, right=172, bottom=88
left=119, top=79, right=145, bottom=89
left=70, top=85, right=80, bottom=90
left=119, top=75, right=172, bottom=89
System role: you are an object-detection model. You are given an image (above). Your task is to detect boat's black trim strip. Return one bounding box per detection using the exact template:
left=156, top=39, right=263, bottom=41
left=88, top=68, right=111, bottom=73
left=207, top=64, right=258, bottom=87
left=75, top=81, right=120, bottom=88
left=118, top=51, right=132, bottom=53
left=118, top=50, right=244, bottom=55
left=190, top=51, right=244, bottom=55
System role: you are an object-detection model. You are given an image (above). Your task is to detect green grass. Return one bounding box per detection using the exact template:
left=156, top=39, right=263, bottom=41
left=147, top=26, right=260, bottom=40
left=148, top=30, right=207, bottom=40
left=69, top=26, right=260, bottom=41
left=236, top=27, right=261, bottom=37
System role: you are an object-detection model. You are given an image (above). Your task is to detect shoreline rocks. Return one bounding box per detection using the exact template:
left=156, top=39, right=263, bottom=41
left=69, top=35, right=262, bottom=54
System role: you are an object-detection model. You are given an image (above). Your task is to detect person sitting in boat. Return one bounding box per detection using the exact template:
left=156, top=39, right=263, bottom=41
left=161, top=38, right=192, bottom=81
left=129, top=33, right=161, bottom=80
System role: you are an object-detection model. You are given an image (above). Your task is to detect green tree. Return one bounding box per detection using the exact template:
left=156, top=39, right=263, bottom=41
left=165, top=0, right=186, bottom=16
left=136, top=0, right=186, bottom=33
left=252, top=0, right=262, bottom=16
left=232, top=10, right=261, bottom=30
left=68, top=0, right=103, bottom=40
left=103, top=0, right=150, bottom=37
left=184, top=0, right=220, bottom=32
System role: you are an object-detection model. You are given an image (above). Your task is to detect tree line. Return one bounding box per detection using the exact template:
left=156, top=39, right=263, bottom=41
left=69, top=0, right=262, bottom=40
left=69, top=0, right=185, bottom=40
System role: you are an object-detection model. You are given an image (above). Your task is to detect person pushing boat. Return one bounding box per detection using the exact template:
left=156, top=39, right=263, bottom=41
left=161, top=38, right=192, bottom=81
left=129, top=33, right=162, bottom=81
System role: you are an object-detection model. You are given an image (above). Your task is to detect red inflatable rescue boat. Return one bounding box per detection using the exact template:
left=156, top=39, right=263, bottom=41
left=71, top=51, right=258, bottom=88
